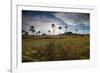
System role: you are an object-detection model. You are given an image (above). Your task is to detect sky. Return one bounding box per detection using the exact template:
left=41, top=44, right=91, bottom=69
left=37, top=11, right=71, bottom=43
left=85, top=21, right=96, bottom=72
left=22, top=10, right=90, bottom=35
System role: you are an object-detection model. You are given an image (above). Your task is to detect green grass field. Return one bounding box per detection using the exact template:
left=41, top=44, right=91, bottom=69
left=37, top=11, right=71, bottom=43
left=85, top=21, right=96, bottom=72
left=22, top=35, right=90, bottom=62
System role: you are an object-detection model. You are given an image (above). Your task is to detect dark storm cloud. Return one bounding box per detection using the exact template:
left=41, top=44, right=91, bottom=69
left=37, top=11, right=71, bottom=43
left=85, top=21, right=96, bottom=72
left=54, top=12, right=90, bottom=25
left=22, top=10, right=90, bottom=35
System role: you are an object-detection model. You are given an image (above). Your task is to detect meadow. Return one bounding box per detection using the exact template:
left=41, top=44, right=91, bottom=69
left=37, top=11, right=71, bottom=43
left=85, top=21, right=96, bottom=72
left=22, top=35, right=90, bottom=62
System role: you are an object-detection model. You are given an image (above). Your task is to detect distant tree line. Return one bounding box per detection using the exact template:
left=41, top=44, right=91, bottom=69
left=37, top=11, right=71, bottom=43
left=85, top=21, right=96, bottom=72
left=22, top=23, right=80, bottom=36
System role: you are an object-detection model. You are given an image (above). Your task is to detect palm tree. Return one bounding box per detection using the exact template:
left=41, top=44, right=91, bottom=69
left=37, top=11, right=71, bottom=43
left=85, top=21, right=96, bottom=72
left=30, top=26, right=35, bottom=35
left=65, top=26, right=68, bottom=32
left=75, top=29, right=78, bottom=33
left=48, top=30, right=51, bottom=35
left=25, top=32, right=28, bottom=35
left=58, top=26, right=62, bottom=35
left=37, top=31, right=41, bottom=35
left=35, top=32, right=38, bottom=35
left=51, top=24, right=55, bottom=35
left=22, top=30, right=25, bottom=33
left=22, top=30, right=25, bottom=35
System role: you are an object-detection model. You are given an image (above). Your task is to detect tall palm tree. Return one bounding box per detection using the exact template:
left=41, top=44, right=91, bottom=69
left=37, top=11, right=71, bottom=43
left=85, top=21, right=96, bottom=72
left=22, top=30, right=25, bottom=35
left=58, top=26, right=62, bottom=35
left=35, top=32, right=38, bottom=35
left=37, top=31, right=41, bottom=35
left=25, top=32, right=28, bottom=35
left=65, top=26, right=68, bottom=32
left=30, top=26, right=35, bottom=35
left=75, top=29, right=78, bottom=33
left=48, top=30, right=51, bottom=35
left=22, top=30, right=25, bottom=33
left=51, top=24, right=55, bottom=35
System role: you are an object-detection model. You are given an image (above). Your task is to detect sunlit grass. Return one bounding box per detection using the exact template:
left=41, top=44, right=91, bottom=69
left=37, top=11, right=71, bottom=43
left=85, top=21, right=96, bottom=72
left=22, top=35, right=90, bottom=62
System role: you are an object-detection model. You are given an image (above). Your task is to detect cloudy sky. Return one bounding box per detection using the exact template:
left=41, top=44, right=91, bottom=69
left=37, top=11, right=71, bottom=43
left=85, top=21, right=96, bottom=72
left=22, top=10, right=90, bottom=35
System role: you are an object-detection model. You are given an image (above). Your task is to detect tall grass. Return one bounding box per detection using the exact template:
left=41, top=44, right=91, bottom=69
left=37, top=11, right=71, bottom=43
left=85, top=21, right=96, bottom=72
left=22, top=35, right=90, bottom=62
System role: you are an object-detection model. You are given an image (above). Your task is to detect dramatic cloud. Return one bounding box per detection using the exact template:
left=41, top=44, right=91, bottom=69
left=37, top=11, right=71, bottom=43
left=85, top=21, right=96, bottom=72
left=54, top=12, right=90, bottom=25
left=22, top=10, right=90, bottom=35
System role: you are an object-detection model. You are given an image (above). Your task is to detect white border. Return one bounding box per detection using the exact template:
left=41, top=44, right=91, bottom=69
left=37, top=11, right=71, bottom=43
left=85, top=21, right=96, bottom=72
left=12, top=3, right=97, bottom=73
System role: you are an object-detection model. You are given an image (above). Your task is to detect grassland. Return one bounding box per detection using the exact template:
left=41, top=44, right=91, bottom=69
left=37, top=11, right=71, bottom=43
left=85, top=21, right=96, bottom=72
left=22, top=35, right=90, bottom=62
